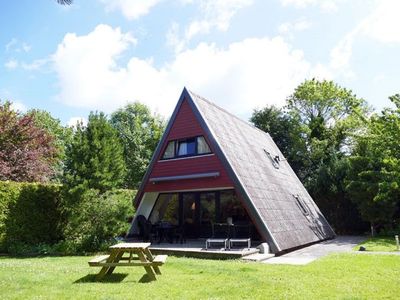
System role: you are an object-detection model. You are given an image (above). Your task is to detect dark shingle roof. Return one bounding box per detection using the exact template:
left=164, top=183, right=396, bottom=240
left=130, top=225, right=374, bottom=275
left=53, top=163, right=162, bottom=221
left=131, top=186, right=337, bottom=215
left=187, top=89, right=335, bottom=252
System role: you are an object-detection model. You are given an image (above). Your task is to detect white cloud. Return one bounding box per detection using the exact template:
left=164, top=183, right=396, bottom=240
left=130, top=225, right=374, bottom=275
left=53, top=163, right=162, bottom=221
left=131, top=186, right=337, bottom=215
left=187, top=0, right=253, bottom=38
left=5, top=38, right=18, bottom=52
left=278, top=18, right=312, bottom=35
left=5, top=59, right=19, bottom=70
left=4, top=38, right=31, bottom=53
left=100, top=0, right=163, bottom=20
left=22, top=43, right=31, bottom=53
left=329, top=0, right=400, bottom=77
left=10, top=101, right=27, bottom=113
left=280, top=0, right=343, bottom=12
left=67, top=116, right=87, bottom=127
left=52, top=25, right=329, bottom=118
left=360, top=0, right=400, bottom=44
left=169, top=0, right=253, bottom=52
left=21, top=58, right=49, bottom=71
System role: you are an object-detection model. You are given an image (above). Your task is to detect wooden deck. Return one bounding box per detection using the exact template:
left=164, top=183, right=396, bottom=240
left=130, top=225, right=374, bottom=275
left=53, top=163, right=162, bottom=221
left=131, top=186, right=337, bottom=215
left=149, top=239, right=260, bottom=259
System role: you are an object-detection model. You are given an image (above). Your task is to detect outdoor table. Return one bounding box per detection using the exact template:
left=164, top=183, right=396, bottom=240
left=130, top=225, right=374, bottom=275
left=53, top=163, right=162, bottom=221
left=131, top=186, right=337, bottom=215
left=88, top=242, right=167, bottom=281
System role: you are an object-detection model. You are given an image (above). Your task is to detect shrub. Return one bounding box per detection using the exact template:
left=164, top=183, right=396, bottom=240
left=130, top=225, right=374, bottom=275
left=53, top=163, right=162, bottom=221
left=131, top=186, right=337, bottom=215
left=63, top=189, right=135, bottom=253
left=0, top=181, right=136, bottom=255
left=0, top=181, right=64, bottom=253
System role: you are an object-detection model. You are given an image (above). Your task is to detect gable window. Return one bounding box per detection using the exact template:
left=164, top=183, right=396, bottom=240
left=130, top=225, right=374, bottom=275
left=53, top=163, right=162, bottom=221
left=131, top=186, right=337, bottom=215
left=161, top=136, right=212, bottom=160
left=197, top=136, right=211, bottom=154
left=177, top=138, right=196, bottom=156
left=163, top=141, right=175, bottom=159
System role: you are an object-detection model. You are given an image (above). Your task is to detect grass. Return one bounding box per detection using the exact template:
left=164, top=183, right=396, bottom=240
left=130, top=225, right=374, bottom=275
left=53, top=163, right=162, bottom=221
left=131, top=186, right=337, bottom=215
left=354, top=236, right=400, bottom=252
left=1, top=254, right=400, bottom=299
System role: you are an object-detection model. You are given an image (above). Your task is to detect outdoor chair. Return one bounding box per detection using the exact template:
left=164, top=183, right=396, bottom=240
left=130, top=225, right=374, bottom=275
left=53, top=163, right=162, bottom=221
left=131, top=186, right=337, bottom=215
left=205, top=223, right=230, bottom=250
left=136, top=215, right=157, bottom=242
left=228, top=224, right=251, bottom=250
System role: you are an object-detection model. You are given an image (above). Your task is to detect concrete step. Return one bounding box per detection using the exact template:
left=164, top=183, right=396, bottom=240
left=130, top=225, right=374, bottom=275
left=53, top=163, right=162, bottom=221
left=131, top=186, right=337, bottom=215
left=241, top=253, right=275, bottom=262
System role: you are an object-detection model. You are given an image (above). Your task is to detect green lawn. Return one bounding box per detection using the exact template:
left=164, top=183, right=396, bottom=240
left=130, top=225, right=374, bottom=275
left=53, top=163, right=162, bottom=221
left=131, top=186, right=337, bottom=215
left=354, top=236, right=400, bottom=252
left=0, top=254, right=399, bottom=300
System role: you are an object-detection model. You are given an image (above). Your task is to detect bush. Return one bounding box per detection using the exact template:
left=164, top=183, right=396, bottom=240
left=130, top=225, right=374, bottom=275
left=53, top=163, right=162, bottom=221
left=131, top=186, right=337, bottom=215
left=0, top=181, right=64, bottom=253
left=0, top=181, right=136, bottom=255
left=62, top=189, right=135, bottom=253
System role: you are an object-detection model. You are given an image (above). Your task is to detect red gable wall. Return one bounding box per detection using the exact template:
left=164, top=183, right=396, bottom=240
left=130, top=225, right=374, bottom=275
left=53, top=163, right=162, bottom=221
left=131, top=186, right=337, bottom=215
left=143, top=97, right=233, bottom=192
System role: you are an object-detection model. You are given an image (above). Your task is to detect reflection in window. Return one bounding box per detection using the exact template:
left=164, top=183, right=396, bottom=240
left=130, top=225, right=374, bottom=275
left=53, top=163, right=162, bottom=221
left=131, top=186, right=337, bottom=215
left=220, top=190, right=248, bottom=224
left=149, top=193, right=179, bottom=225
left=177, top=138, right=196, bottom=156
left=161, top=135, right=212, bottom=159
left=197, top=136, right=211, bottom=154
left=162, top=141, right=175, bottom=159
left=200, top=192, right=216, bottom=225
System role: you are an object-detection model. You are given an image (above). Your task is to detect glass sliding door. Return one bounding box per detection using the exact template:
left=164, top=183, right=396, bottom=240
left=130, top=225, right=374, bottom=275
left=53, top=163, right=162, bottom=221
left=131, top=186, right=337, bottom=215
left=149, top=193, right=179, bottom=225
left=199, top=192, right=216, bottom=237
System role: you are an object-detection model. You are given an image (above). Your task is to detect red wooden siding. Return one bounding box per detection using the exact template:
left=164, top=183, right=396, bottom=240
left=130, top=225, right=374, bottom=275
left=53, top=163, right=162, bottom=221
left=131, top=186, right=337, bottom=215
left=143, top=97, right=233, bottom=193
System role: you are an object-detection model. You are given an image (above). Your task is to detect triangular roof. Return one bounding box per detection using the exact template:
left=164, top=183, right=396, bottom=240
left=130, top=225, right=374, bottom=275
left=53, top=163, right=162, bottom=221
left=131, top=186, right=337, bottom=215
left=135, top=87, right=335, bottom=253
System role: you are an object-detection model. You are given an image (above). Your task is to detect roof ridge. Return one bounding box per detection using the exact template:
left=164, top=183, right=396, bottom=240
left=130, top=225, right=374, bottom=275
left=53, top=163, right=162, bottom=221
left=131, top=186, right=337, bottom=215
left=187, top=89, right=273, bottom=140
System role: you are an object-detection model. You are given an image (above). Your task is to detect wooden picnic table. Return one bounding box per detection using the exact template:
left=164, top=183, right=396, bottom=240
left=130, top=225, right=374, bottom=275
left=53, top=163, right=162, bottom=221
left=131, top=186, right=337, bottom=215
left=88, top=242, right=167, bottom=281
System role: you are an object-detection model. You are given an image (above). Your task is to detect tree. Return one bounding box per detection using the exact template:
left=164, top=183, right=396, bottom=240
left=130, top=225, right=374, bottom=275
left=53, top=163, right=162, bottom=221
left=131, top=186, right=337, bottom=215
left=251, top=105, right=308, bottom=178
left=110, top=103, right=165, bottom=189
left=347, top=94, right=400, bottom=235
left=0, top=101, right=57, bottom=182
left=27, top=109, right=73, bottom=180
left=251, top=79, right=370, bottom=233
left=64, top=112, right=126, bottom=195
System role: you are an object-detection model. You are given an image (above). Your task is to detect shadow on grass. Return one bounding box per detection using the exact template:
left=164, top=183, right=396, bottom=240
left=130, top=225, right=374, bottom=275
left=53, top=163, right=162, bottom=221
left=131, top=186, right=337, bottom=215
left=74, top=273, right=128, bottom=283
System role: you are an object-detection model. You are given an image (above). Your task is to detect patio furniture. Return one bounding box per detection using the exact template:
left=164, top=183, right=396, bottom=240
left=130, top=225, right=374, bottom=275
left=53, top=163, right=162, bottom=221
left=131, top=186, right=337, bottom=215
left=155, top=221, right=177, bottom=243
left=205, top=223, right=231, bottom=250
left=229, top=238, right=251, bottom=250
left=136, top=215, right=157, bottom=242
left=88, top=242, right=167, bottom=281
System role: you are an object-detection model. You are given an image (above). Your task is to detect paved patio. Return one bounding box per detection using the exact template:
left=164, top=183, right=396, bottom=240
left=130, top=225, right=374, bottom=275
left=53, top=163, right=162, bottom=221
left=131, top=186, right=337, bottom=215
left=264, top=235, right=367, bottom=265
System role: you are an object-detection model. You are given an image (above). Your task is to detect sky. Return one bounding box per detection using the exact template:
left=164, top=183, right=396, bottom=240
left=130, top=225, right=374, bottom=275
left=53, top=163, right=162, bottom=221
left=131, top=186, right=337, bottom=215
left=1, top=0, right=399, bottom=126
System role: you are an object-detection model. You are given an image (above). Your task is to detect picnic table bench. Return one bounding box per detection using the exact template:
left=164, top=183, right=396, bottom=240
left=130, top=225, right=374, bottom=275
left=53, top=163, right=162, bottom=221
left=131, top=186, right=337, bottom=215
left=88, top=242, right=167, bottom=281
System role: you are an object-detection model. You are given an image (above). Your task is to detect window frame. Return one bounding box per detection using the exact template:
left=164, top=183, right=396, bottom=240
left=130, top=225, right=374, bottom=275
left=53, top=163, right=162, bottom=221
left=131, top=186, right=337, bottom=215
left=294, top=194, right=310, bottom=216
left=263, top=149, right=280, bottom=169
left=160, top=135, right=212, bottom=160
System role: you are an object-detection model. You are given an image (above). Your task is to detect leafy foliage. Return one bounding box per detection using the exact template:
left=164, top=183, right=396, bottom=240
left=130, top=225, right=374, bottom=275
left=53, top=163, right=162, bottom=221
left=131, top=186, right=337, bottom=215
left=62, top=189, right=135, bottom=253
left=347, top=94, right=400, bottom=235
left=0, top=181, right=64, bottom=253
left=110, top=102, right=165, bottom=188
left=251, top=79, right=369, bottom=233
left=64, top=112, right=126, bottom=195
left=0, top=101, right=57, bottom=182
left=27, top=109, right=73, bottom=180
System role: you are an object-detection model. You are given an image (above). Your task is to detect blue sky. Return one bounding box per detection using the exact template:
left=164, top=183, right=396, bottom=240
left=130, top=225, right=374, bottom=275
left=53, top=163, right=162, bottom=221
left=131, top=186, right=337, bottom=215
left=1, top=0, right=399, bottom=125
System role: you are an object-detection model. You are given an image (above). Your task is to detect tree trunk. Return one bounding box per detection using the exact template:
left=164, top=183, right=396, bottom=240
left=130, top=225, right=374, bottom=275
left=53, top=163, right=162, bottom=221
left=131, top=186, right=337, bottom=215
left=370, top=222, right=375, bottom=237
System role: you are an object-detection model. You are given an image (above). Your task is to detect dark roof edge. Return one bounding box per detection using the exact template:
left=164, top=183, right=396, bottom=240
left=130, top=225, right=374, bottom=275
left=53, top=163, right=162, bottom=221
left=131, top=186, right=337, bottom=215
left=133, top=87, right=188, bottom=207
left=186, top=89, right=281, bottom=253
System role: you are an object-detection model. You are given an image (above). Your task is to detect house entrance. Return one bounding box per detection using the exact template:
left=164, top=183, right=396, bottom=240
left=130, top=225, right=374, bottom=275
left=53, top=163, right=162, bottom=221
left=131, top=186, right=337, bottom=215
left=149, top=190, right=252, bottom=239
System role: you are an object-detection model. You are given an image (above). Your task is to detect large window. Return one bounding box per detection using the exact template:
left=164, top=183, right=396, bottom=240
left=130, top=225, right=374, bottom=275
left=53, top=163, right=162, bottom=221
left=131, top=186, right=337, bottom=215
left=161, top=135, right=211, bottom=159
left=148, top=193, right=179, bottom=225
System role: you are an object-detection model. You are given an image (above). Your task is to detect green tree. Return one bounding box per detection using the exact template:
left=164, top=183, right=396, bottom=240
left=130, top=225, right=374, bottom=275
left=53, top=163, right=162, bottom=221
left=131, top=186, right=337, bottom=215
left=251, top=105, right=308, bottom=178
left=27, top=109, right=73, bottom=180
left=110, top=102, right=165, bottom=188
left=251, top=79, right=370, bottom=233
left=347, top=94, right=400, bottom=235
left=64, top=112, right=126, bottom=195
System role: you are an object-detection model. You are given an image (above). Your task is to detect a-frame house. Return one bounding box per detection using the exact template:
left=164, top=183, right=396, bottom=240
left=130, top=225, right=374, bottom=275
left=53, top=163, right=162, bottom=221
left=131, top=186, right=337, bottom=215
left=129, top=88, right=335, bottom=253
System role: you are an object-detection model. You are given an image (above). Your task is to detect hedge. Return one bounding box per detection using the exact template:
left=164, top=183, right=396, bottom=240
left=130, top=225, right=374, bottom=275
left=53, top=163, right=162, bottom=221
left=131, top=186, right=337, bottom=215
left=0, top=181, right=136, bottom=254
